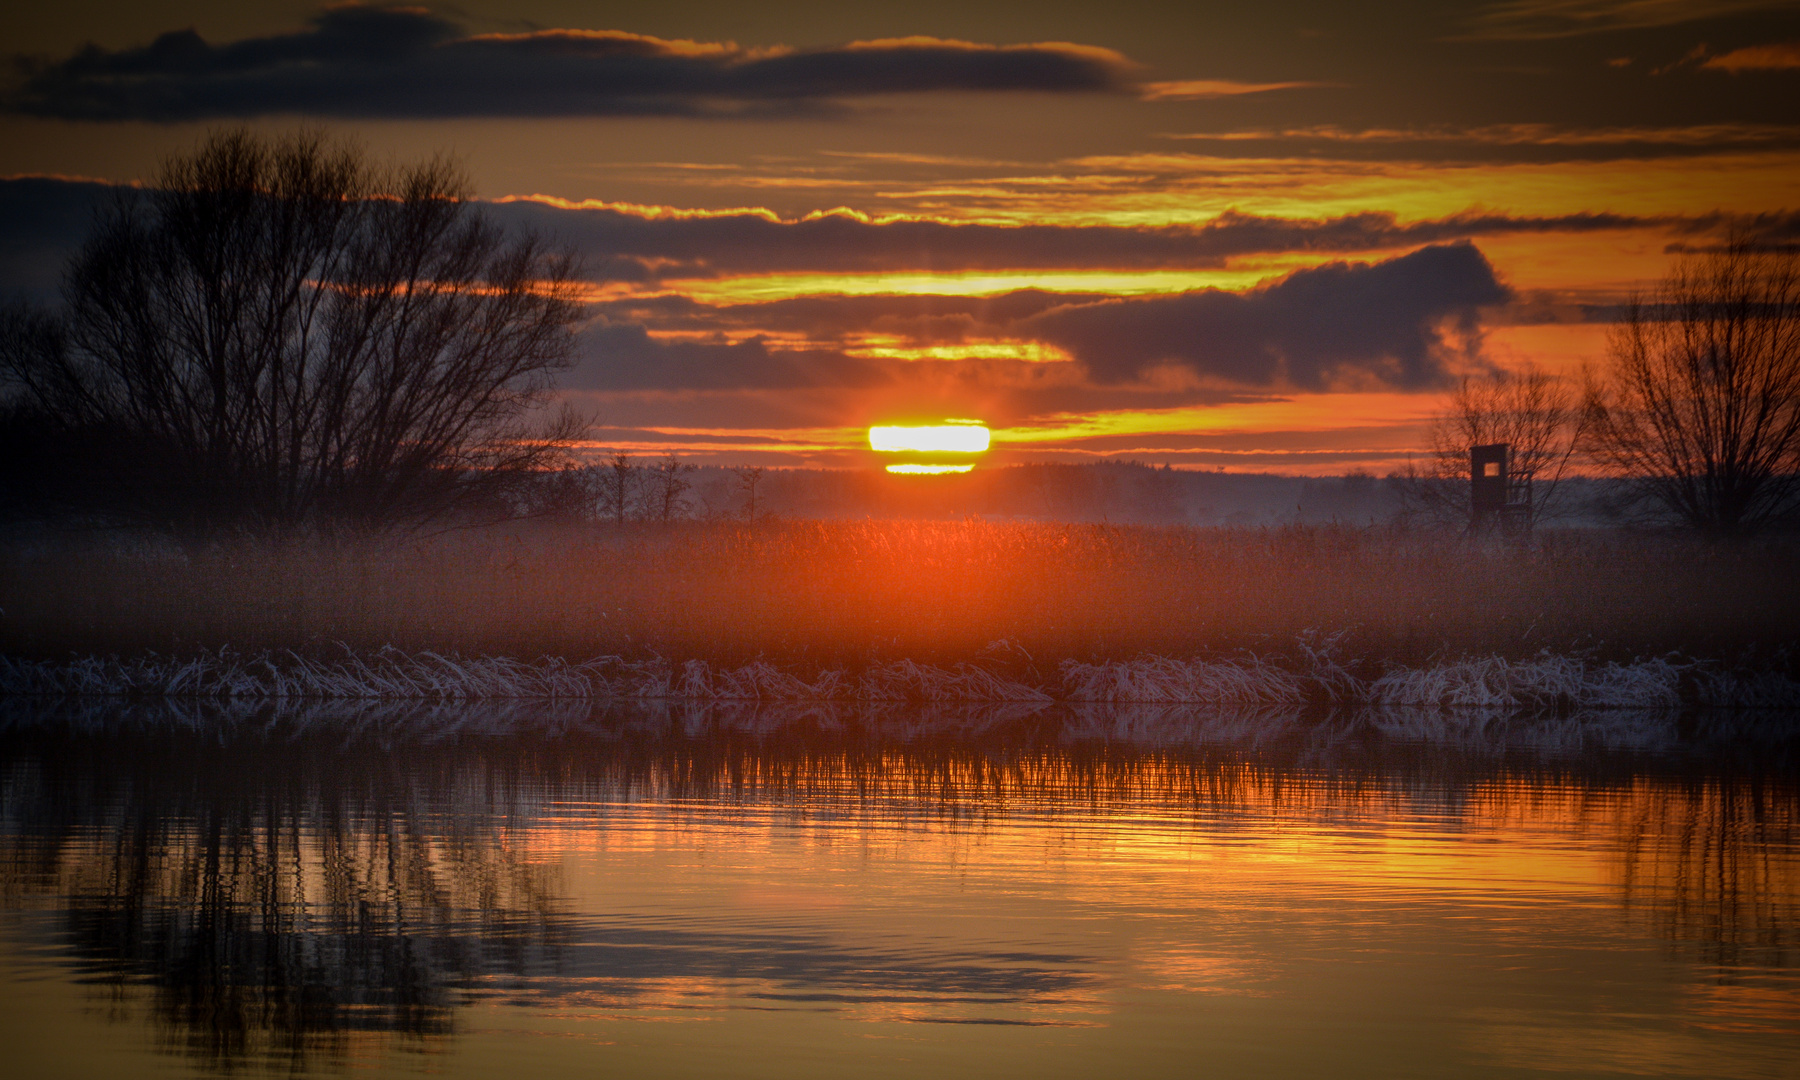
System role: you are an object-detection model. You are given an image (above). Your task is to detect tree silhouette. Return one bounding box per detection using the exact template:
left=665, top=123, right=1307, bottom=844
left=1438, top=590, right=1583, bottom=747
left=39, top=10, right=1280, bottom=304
left=735, top=464, right=766, bottom=522
left=1397, top=368, right=1585, bottom=529
left=1585, top=243, right=1800, bottom=536
left=649, top=452, right=696, bottom=522
left=0, top=130, right=585, bottom=538
left=599, top=451, right=640, bottom=523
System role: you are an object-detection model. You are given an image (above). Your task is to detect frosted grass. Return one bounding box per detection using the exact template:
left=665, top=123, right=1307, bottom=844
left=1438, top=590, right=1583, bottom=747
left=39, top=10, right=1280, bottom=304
left=2, top=644, right=1796, bottom=709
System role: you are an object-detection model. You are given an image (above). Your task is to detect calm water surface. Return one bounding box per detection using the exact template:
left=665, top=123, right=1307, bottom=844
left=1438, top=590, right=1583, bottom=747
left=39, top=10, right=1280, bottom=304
left=1, top=701, right=1795, bottom=1078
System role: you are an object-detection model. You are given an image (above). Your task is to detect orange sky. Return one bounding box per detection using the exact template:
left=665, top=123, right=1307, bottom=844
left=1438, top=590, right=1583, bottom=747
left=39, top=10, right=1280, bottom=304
left=2, top=1, right=1797, bottom=472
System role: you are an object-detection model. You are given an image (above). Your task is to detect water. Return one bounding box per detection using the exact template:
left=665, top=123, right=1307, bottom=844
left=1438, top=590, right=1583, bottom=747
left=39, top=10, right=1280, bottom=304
left=1, top=700, right=1796, bottom=1078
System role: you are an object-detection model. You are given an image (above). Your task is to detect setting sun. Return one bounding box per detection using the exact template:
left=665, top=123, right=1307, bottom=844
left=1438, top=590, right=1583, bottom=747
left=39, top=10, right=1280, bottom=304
left=869, top=421, right=991, bottom=474
left=885, top=463, right=976, bottom=474
left=868, top=422, right=992, bottom=455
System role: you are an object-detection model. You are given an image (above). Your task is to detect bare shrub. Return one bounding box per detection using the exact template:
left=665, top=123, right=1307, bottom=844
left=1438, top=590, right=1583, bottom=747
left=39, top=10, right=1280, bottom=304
left=736, top=465, right=766, bottom=522
left=1397, top=368, right=1585, bottom=528
left=598, top=452, right=642, bottom=523
left=649, top=452, right=696, bottom=522
left=0, top=129, right=586, bottom=538
left=1585, top=242, right=1800, bottom=536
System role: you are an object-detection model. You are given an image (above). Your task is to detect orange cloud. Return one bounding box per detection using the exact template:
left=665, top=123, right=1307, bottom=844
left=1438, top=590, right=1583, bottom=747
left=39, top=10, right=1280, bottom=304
left=463, top=29, right=745, bottom=59
left=494, top=194, right=784, bottom=222
left=1701, top=42, right=1800, bottom=70
left=1455, top=0, right=1782, bottom=41
left=1141, top=80, right=1332, bottom=100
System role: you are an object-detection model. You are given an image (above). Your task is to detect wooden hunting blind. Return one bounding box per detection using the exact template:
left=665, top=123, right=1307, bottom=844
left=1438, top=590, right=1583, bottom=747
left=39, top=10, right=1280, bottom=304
left=1470, top=443, right=1533, bottom=534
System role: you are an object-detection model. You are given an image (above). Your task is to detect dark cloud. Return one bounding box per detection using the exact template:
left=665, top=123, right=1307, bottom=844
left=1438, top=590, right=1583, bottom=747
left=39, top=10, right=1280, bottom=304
left=592, top=291, right=1099, bottom=339
left=1457, top=0, right=1788, bottom=41
left=0, top=176, right=1759, bottom=294
left=1022, top=243, right=1512, bottom=388
left=570, top=246, right=1512, bottom=394
left=4, top=6, right=1135, bottom=121
left=489, top=199, right=1678, bottom=282
left=1161, top=125, right=1800, bottom=163
left=567, top=323, right=892, bottom=392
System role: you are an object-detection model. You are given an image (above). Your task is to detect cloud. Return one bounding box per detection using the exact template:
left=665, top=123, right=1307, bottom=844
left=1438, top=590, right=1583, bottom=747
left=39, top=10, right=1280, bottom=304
left=1701, top=41, right=1800, bottom=69
left=569, top=245, right=1514, bottom=395
left=567, top=323, right=891, bottom=392
left=4, top=4, right=1137, bottom=121
left=1457, top=0, right=1788, bottom=40
left=1, top=175, right=1744, bottom=298
left=1140, top=79, right=1332, bottom=100
left=487, top=196, right=1665, bottom=282
left=1159, top=123, right=1800, bottom=162
left=1021, top=243, right=1512, bottom=388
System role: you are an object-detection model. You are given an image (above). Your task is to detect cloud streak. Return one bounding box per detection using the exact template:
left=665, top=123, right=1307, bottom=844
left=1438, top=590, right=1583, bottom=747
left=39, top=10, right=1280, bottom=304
left=569, top=245, right=1514, bottom=395
left=1140, top=79, right=1332, bottom=100
left=5, top=5, right=1138, bottom=121
left=1161, top=123, right=1800, bottom=162
left=1702, top=41, right=1800, bottom=70
left=1457, top=0, right=1789, bottom=40
left=1022, top=243, right=1512, bottom=388
left=489, top=197, right=1674, bottom=283
left=4, top=175, right=1765, bottom=299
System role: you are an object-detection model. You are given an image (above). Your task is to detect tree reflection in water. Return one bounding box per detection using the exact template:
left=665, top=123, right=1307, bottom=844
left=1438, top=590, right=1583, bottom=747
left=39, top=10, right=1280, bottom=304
left=3, top=719, right=568, bottom=1069
left=1, top=697, right=1795, bottom=1072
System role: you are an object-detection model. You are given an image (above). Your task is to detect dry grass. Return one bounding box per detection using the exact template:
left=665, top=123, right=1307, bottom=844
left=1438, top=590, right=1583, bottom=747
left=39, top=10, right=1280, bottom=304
left=2, top=519, right=1797, bottom=684
left=5, top=691, right=1784, bottom=759
left=3, top=643, right=1795, bottom=709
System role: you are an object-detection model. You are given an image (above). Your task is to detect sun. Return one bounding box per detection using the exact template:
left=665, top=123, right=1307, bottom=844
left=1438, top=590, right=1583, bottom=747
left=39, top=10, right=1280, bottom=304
left=868, top=420, right=991, bottom=473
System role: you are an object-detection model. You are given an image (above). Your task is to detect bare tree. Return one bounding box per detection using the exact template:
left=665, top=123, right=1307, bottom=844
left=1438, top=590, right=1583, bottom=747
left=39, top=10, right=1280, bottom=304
left=1397, top=367, right=1584, bottom=528
left=598, top=451, right=640, bottom=523
left=735, top=465, right=766, bottom=522
left=0, top=129, right=585, bottom=537
left=1585, top=243, right=1800, bottom=536
left=649, top=452, right=695, bottom=523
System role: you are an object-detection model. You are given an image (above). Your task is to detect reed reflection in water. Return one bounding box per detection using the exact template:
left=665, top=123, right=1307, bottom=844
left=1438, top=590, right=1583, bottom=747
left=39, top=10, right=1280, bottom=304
left=0, top=699, right=1796, bottom=1078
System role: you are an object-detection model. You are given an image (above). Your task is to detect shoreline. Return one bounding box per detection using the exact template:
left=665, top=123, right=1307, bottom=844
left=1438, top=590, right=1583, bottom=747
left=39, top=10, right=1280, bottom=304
left=6, top=645, right=1799, bottom=710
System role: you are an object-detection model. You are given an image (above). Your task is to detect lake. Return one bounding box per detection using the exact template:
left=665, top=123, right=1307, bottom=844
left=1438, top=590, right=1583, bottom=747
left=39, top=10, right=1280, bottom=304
left=1, top=699, right=1795, bottom=1078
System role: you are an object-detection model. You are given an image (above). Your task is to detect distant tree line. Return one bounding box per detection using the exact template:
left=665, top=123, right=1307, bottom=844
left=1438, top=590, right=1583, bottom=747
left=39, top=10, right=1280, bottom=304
left=537, top=452, right=768, bottom=524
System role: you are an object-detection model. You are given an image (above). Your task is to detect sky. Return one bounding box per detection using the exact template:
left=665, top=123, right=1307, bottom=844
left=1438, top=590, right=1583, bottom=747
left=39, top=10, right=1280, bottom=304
left=3, top=0, right=1798, bottom=472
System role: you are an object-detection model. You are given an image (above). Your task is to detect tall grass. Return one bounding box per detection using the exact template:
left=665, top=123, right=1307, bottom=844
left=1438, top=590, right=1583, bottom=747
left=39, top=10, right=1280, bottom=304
left=3, top=643, right=1795, bottom=709
left=2, top=520, right=1797, bottom=681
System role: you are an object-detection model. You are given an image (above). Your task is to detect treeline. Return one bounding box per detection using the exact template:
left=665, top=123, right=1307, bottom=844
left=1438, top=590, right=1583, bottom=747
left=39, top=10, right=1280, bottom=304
left=527, top=455, right=1649, bottom=527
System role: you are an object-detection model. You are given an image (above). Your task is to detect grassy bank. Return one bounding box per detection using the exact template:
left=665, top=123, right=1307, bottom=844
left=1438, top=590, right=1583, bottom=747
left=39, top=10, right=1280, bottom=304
left=3, top=520, right=1798, bottom=675
left=6, top=646, right=1799, bottom=709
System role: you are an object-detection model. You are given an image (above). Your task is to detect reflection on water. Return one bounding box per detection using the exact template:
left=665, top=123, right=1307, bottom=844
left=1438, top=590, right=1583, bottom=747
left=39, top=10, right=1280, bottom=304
left=1, top=699, right=1797, bottom=1078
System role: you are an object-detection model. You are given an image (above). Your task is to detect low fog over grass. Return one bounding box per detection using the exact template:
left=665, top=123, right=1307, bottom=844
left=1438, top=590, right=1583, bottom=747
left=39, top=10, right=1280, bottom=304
left=4, top=519, right=1797, bottom=698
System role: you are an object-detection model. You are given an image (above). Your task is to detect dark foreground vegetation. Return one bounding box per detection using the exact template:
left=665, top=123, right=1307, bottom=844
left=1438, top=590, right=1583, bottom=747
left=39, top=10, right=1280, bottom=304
left=0, top=130, right=583, bottom=539
left=4, top=520, right=1797, bottom=674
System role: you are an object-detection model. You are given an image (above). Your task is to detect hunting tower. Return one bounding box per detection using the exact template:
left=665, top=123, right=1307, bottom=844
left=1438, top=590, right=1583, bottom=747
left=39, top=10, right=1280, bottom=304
left=1470, top=443, right=1533, bottom=535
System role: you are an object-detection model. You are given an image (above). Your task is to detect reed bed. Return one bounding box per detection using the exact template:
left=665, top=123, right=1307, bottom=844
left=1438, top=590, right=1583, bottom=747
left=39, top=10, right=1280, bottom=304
left=0, top=694, right=1677, bottom=752
left=3, top=522, right=1798, bottom=722
left=3, top=644, right=1795, bottom=709
left=5, top=520, right=1800, bottom=669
